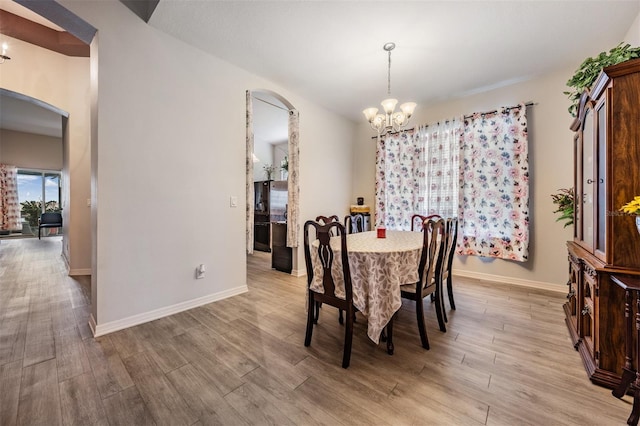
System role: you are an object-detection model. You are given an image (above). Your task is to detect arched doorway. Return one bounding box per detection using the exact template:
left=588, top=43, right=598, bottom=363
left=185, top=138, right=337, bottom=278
left=246, top=89, right=299, bottom=273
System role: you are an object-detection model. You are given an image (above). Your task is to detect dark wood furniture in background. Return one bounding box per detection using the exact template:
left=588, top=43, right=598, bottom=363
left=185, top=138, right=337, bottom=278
left=611, top=275, right=640, bottom=426
left=271, top=222, right=292, bottom=273
left=564, top=58, right=640, bottom=389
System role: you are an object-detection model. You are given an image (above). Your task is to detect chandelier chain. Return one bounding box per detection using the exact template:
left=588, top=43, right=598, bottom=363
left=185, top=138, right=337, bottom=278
left=387, top=49, right=391, bottom=96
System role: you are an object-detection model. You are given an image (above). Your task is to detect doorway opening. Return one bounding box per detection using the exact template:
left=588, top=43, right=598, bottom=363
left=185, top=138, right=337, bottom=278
left=246, top=89, right=300, bottom=274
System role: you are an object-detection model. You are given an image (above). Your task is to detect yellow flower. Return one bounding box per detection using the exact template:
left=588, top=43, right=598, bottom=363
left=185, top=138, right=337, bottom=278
left=621, top=196, right=640, bottom=215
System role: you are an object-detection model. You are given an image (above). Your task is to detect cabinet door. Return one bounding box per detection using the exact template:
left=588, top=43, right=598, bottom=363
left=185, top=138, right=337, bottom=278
left=594, top=99, right=607, bottom=261
left=580, top=107, right=595, bottom=251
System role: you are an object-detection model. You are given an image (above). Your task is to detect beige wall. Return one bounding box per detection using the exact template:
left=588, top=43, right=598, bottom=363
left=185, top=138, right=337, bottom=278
left=353, top=11, right=640, bottom=288
left=1, top=36, right=92, bottom=275
left=0, top=129, right=63, bottom=170
left=625, top=11, right=640, bottom=45
left=353, top=65, right=576, bottom=288
left=59, top=0, right=355, bottom=332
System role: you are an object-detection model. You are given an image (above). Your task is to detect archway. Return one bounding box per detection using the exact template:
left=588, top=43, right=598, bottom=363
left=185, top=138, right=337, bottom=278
left=246, top=89, right=299, bottom=273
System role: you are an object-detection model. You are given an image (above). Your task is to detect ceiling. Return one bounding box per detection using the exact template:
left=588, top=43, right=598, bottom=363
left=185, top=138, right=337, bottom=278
left=0, top=93, right=63, bottom=138
left=148, top=0, right=640, bottom=122
left=1, top=0, right=638, bottom=136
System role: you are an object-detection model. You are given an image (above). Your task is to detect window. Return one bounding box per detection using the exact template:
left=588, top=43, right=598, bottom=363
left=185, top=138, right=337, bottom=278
left=17, top=169, right=61, bottom=231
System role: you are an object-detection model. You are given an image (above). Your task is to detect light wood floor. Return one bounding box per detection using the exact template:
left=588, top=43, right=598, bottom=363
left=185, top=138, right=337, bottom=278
left=0, top=237, right=632, bottom=425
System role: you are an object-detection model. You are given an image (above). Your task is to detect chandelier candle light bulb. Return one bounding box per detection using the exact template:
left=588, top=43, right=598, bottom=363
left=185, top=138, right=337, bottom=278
left=363, top=42, right=416, bottom=135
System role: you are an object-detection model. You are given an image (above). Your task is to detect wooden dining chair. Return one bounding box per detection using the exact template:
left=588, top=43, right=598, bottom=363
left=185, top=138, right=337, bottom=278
left=400, top=217, right=447, bottom=349
left=303, top=219, right=356, bottom=368
left=313, top=215, right=340, bottom=322
left=442, top=217, right=459, bottom=314
left=344, top=213, right=365, bottom=234
left=411, top=213, right=441, bottom=232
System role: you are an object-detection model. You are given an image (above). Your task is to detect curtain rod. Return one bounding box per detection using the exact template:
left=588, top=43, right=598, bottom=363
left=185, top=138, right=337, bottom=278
left=371, top=101, right=535, bottom=139
left=252, top=95, right=289, bottom=111
left=370, top=127, right=415, bottom=139
left=463, top=101, right=535, bottom=120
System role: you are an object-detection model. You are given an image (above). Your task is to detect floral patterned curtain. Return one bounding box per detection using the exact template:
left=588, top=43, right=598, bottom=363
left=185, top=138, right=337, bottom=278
left=246, top=91, right=254, bottom=254
left=458, top=104, right=529, bottom=261
left=374, top=130, right=421, bottom=231
left=286, top=109, right=299, bottom=248
left=0, top=164, right=22, bottom=231
left=416, top=120, right=462, bottom=218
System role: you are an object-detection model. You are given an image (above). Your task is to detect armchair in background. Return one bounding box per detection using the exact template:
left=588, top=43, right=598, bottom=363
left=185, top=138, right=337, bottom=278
left=39, top=212, right=62, bottom=239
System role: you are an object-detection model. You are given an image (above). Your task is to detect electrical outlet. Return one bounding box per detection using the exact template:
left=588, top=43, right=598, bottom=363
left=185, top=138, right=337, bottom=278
left=195, top=264, right=205, bottom=279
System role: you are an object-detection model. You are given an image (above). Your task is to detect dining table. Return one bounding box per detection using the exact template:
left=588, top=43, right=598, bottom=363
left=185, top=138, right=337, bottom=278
left=310, top=230, right=424, bottom=353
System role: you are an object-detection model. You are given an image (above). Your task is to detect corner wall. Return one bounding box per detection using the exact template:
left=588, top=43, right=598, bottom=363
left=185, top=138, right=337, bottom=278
left=60, top=0, right=355, bottom=332
left=0, top=36, right=91, bottom=275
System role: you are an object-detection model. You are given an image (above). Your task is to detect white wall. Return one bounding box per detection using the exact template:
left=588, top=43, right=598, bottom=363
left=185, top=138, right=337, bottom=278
left=60, top=0, right=355, bottom=331
left=0, top=129, right=63, bottom=169
left=0, top=36, right=91, bottom=275
left=625, top=11, right=640, bottom=45
left=353, top=65, right=576, bottom=288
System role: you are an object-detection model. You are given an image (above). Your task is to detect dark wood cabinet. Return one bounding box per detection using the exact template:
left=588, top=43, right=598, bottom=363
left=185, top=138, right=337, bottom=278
left=271, top=222, right=292, bottom=273
left=565, top=58, right=640, bottom=389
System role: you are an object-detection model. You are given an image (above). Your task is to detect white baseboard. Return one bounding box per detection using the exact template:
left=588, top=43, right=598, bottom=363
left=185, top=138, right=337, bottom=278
left=291, top=268, right=305, bottom=277
left=88, top=313, right=97, bottom=336
left=69, top=268, right=91, bottom=276
left=91, top=285, right=248, bottom=337
left=452, top=270, right=566, bottom=294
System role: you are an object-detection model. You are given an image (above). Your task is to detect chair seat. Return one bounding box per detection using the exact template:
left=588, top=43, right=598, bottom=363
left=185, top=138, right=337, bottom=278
left=400, top=283, right=417, bottom=293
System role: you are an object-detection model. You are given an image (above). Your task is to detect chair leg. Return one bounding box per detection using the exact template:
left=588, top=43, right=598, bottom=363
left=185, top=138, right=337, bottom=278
left=342, top=306, right=354, bottom=368
left=385, top=313, right=395, bottom=355
left=305, top=293, right=315, bottom=347
left=338, top=309, right=344, bottom=325
left=38, top=227, right=41, bottom=240
left=314, top=301, right=321, bottom=324
left=434, top=287, right=447, bottom=333
left=447, top=275, right=456, bottom=310
left=415, top=298, right=430, bottom=349
left=441, top=282, right=448, bottom=324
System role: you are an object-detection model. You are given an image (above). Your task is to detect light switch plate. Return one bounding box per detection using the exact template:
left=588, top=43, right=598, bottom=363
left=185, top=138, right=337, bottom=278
left=230, top=196, right=238, bottom=208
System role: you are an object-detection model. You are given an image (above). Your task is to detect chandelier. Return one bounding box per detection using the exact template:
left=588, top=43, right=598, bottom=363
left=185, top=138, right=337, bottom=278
left=0, top=43, right=10, bottom=64
left=363, top=42, right=416, bottom=135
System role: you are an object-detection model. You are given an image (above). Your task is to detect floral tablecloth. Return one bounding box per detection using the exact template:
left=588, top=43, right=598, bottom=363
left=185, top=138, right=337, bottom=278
left=310, top=231, right=423, bottom=344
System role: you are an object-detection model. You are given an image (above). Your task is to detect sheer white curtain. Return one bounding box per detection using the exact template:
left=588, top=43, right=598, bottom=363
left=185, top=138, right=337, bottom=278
left=375, top=119, right=461, bottom=231
left=416, top=120, right=462, bottom=218
left=458, top=104, right=529, bottom=261
left=0, top=164, right=22, bottom=231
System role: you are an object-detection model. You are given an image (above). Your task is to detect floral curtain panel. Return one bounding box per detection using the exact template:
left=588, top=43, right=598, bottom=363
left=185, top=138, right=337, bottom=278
left=0, top=164, right=22, bottom=231
left=246, top=91, right=254, bottom=254
left=458, top=104, right=529, bottom=261
left=374, top=130, right=421, bottom=231
left=286, top=109, right=299, bottom=248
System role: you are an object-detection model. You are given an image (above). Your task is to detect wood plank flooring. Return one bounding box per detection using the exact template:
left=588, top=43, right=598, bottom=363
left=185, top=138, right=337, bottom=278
left=0, top=237, right=633, bottom=425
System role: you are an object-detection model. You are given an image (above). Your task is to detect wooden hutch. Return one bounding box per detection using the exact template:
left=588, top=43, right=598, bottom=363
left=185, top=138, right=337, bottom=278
left=565, top=58, right=640, bottom=389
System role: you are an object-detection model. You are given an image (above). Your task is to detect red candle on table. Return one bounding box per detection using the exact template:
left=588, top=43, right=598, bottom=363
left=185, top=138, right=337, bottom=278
left=377, top=227, right=386, bottom=238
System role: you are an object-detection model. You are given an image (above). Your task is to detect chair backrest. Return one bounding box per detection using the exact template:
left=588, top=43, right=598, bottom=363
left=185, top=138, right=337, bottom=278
left=411, top=214, right=441, bottom=232
left=344, top=213, right=365, bottom=234
left=316, top=215, right=340, bottom=236
left=416, top=218, right=446, bottom=295
left=303, top=219, right=353, bottom=304
left=41, top=212, right=62, bottom=225
left=442, top=217, right=458, bottom=276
